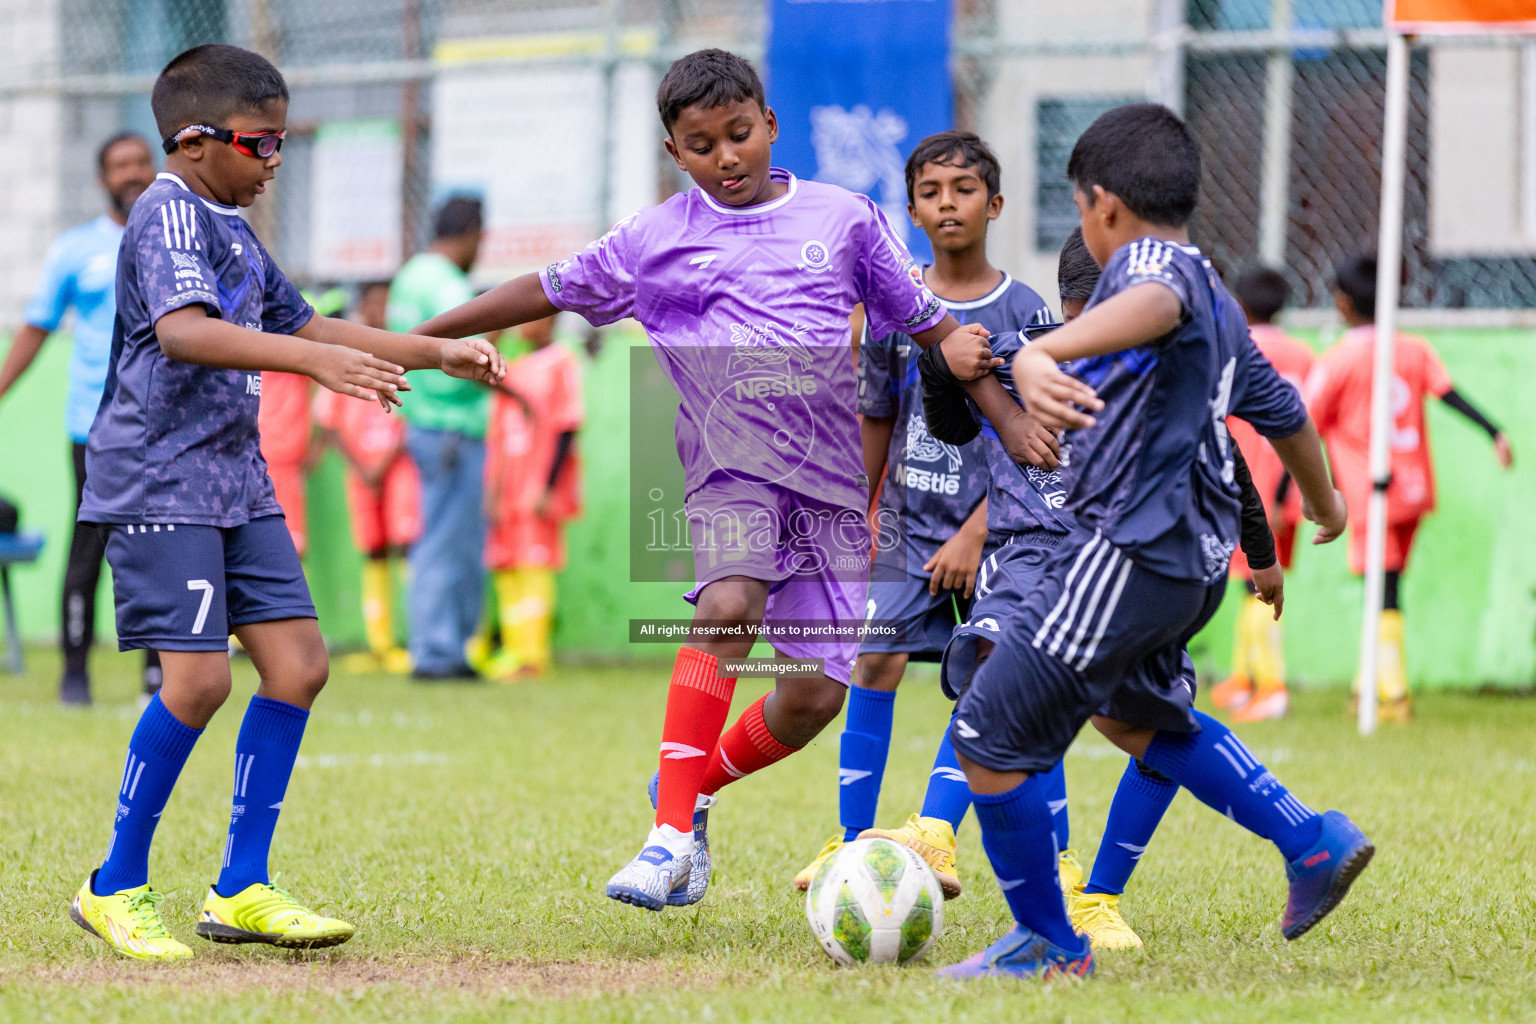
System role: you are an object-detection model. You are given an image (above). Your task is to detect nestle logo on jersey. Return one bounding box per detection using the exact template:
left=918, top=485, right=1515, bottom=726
left=245, top=375, right=261, bottom=396
left=732, top=377, right=818, bottom=399
left=900, top=464, right=960, bottom=495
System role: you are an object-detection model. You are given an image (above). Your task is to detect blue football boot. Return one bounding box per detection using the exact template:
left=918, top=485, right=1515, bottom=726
left=938, top=926, right=1094, bottom=980
left=1282, top=809, right=1374, bottom=940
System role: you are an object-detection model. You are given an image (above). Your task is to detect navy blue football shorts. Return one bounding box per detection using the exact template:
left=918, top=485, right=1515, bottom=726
left=939, top=529, right=1069, bottom=699
left=105, top=515, right=316, bottom=652
left=950, top=527, right=1223, bottom=774
left=858, top=570, right=972, bottom=660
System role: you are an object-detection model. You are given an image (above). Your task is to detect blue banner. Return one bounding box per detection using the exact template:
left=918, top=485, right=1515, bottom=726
left=766, top=0, right=953, bottom=263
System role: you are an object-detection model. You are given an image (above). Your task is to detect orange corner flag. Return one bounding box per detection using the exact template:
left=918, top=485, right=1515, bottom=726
left=1388, top=0, right=1536, bottom=32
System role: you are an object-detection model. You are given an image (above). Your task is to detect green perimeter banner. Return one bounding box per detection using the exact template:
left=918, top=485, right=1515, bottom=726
left=1, top=327, right=1532, bottom=689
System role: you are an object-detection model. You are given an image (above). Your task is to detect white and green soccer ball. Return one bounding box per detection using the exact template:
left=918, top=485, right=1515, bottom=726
left=804, top=837, right=944, bottom=966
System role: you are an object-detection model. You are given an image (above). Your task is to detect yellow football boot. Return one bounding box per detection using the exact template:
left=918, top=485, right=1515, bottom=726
left=1058, top=848, right=1084, bottom=893
left=70, top=873, right=193, bottom=961
left=793, top=833, right=845, bottom=892
left=859, top=814, right=961, bottom=900
left=196, top=878, right=354, bottom=949
left=1066, top=887, right=1143, bottom=951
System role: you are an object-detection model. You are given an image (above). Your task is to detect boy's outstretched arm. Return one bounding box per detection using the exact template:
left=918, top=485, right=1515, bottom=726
left=295, top=314, right=505, bottom=384
left=414, top=273, right=559, bottom=340
left=1267, top=417, right=1348, bottom=545
left=156, top=305, right=407, bottom=403
left=1440, top=389, right=1514, bottom=468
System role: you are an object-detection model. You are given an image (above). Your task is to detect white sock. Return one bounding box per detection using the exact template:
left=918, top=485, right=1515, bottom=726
left=647, top=823, right=694, bottom=861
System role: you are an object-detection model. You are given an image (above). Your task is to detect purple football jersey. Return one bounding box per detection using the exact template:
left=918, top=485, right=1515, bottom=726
left=541, top=169, right=944, bottom=513
left=80, top=173, right=314, bottom=526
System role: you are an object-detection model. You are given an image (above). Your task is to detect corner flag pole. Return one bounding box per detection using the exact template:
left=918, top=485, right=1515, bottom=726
left=1358, top=30, right=1411, bottom=737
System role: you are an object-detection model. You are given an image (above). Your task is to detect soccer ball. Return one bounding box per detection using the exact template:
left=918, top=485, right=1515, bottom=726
left=804, top=838, right=944, bottom=966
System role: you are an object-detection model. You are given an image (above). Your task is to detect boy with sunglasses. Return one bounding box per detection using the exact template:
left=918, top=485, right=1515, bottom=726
left=68, top=44, right=504, bottom=961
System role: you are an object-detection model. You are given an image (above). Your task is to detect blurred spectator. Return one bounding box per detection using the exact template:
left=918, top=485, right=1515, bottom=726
left=472, top=315, right=584, bottom=680
left=314, top=281, right=419, bottom=675
left=388, top=197, right=487, bottom=680
left=0, top=132, right=159, bottom=706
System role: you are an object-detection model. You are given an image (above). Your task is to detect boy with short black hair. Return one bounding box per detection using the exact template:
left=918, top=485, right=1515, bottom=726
left=416, top=49, right=1020, bottom=911
left=792, top=130, right=1060, bottom=892
left=1211, top=265, right=1315, bottom=721
left=939, top=103, right=1369, bottom=979
left=1308, top=253, right=1511, bottom=721
left=69, top=44, right=503, bottom=960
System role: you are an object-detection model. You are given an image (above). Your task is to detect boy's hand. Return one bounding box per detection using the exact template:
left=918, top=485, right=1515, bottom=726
left=1495, top=432, right=1514, bottom=469
left=438, top=337, right=506, bottom=384
left=941, top=324, right=1003, bottom=381
left=1004, top=412, right=1062, bottom=470
left=923, top=528, right=986, bottom=598
left=1251, top=563, right=1285, bottom=619
left=1012, top=346, right=1104, bottom=431
left=1303, top=487, right=1348, bottom=544
left=309, top=346, right=407, bottom=404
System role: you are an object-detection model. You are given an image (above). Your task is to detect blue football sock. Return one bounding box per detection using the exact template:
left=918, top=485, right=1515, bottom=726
left=1142, top=710, right=1322, bottom=861
left=95, top=693, right=201, bottom=895
left=918, top=716, right=972, bottom=830
left=1039, top=760, right=1070, bottom=851
left=1084, top=758, right=1178, bottom=896
left=972, top=776, right=1085, bottom=953
left=216, top=696, right=309, bottom=896
left=838, top=686, right=897, bottom=841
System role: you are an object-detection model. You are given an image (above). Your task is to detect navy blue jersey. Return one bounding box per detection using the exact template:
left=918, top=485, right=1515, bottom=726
left=80, top=173, right=314, bottom=527
left=1060, top=238, right=1307, bottom=582
left=860, top=274, right=1050, bottom=572
left=972, top=326, right=1077, bottom=539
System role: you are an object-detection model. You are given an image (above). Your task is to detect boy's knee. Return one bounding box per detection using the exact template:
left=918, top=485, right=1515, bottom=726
left=783, top=679, right=846, bottom=725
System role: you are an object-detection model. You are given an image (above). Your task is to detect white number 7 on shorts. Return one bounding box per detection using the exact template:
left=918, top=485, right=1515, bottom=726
left=186, top=579, right=215, bottom=635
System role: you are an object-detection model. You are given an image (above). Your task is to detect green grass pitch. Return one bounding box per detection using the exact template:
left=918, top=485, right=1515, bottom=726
left=2, top=649, right=1534, bottom=1022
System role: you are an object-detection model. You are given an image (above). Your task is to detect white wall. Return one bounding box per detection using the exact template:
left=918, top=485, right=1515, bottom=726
left=0, top=0, right=64, bottom=331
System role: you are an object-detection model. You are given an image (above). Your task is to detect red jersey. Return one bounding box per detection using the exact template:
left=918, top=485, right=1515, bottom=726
left=312, top=388, right=409, bottom=476
left=1306, top=325, right=1453, bottom=525
left=258, top=371, right=313, bottom=465
left=1228, top=325, right=1314, bottom=576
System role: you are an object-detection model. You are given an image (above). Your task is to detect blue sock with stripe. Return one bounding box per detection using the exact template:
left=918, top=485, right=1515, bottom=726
left=216, top=696, right=310, bottom=896
left=1142, top=710, right=1321, bottom=861
left=972, top=776, right=1085, bottom=953
left=839, top=686, right=897, bottom=841
left=95, top=693, right=202, bottom=895
left=1039, top=760, right=1070, bottom=850
left=918, top=716, right=972, bottom=830
left=1084, top=758, right=1178, bottom=895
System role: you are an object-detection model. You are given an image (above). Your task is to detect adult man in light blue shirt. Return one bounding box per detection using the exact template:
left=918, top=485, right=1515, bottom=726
left=0, top=132, right=158, bottom=705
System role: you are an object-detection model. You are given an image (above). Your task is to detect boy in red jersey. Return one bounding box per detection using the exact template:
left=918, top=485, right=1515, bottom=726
left=313, top=281, right=420, bottom=673
left=1307, top=254, right=1512, bottom=721
left=1212, top=266, right=1315, bottom=721
left=477, top=314, right=583, bottom=680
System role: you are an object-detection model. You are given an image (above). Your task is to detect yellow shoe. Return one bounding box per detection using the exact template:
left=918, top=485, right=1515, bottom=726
left=1377, top=695, right=1414, bottom=723
left=69, top=873, right=193, bottom=961
left=1066, top=887, right=1143, bottom=951
left=196, top=878, right=355, bottom=949
left=1231, top=685, right=1289, bottom=722
left=794, top=833, right=845, bottom=892
left=380, top=647, right=413, bottom=675
left=859, top=814, right=961, bottom=900
left=1058, top=849, right=1084, bottom=894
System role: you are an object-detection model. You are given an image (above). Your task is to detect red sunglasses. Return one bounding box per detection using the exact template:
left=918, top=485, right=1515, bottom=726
left=162, top=124, right=286, bottom=159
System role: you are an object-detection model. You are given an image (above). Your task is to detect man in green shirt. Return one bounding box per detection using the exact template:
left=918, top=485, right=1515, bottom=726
left=388, top=197, right=489, bottom=678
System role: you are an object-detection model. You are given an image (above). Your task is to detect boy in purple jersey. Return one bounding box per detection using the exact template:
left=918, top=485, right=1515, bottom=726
left=415, top=50, right=1031, bottom=912
left=793, top=131, right=1062, bottom=893
left=67, top=45, right=504, bottom=962
left=939, top=104, right=1368, bottom=981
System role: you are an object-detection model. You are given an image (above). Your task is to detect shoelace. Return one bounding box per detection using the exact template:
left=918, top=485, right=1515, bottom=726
left=241, top=875, right=311, bottom=926
left=125, top=889, right=172, bottom=939
left=1071, top=894, right=1127, bottom=933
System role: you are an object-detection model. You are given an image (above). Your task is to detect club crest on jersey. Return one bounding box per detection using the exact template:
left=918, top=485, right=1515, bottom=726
left=906, top=262, right=924, bottom=290
left=798, top=240, right=832, bottom=274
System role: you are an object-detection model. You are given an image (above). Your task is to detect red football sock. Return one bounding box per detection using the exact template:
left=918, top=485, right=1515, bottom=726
left=655, top=647, right=737, bottom=832
left=698, top=693, right=801, bottom=796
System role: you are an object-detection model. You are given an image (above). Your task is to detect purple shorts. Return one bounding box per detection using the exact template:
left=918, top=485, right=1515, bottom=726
left=683, top=475, right=870, bottom=685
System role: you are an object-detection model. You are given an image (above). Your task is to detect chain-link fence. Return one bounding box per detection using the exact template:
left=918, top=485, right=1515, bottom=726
left=6, top=0, right=1536, bottom=313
